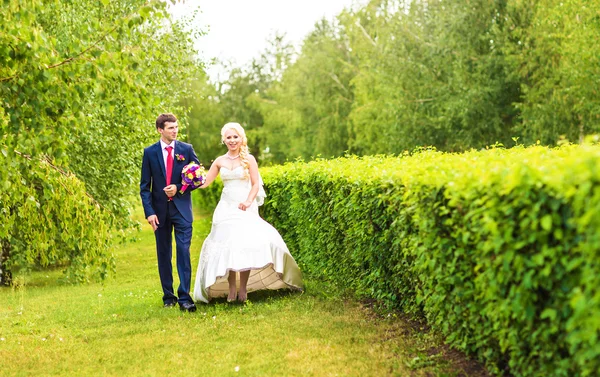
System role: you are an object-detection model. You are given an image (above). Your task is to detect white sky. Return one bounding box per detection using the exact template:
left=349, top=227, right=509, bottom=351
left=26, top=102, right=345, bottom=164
left=168, top=0, right=365, bottom=82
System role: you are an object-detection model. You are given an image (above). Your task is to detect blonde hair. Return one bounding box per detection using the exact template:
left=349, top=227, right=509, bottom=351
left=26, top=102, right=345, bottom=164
left=221, top=122, right=250, bottom=177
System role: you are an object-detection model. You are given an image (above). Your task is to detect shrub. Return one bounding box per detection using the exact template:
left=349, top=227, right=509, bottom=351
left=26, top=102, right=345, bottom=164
left=248, top=145, right=600, bottom=377
left=0, top=115, right=114, bottom=285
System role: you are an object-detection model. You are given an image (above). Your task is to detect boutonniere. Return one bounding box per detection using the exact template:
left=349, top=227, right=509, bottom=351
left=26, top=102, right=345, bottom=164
left=175, top=154, right=185, bottom=161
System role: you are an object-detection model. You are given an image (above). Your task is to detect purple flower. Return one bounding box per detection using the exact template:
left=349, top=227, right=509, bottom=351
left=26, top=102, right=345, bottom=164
left=179, top=162, right=206, bottom=194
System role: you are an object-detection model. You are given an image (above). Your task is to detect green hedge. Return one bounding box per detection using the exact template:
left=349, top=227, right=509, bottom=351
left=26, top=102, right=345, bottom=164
left=192, top=145, right=600, bottom=377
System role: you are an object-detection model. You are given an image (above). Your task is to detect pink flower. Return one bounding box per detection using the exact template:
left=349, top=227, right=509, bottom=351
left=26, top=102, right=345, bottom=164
left=179, top=162, right=207, bottom=194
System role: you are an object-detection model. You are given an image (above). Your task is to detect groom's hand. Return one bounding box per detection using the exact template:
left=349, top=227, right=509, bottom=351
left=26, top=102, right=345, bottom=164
left=147, top=215, right=159, bottom=232
left=163, top=184, right=177, bottom=198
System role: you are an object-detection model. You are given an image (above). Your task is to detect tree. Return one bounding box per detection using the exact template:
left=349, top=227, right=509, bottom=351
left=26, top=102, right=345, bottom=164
left=186, top=32, right=296, bottom=165
left=257, top=19, right=355, bottom=162
left=183, top=74, right=225, bottom=166
left=507, top=0, right=600, bottom=144
left=0, top=0, right=203, bottom=282
left=346, top=0, right=520, bottom=154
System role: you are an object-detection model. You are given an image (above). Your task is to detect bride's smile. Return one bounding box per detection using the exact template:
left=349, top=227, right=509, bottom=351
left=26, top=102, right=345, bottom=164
left=224, top=130, right=241, bottom=149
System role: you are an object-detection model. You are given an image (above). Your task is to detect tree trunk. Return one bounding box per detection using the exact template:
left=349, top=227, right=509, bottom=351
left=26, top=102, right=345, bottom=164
left=0, top=239, right=11, bottom=286
left=579, top=115, right=585, bottom=144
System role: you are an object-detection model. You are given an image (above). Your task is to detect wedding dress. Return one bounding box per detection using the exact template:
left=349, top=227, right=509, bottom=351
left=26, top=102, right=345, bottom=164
left=193, top=166, right=303, bottom=303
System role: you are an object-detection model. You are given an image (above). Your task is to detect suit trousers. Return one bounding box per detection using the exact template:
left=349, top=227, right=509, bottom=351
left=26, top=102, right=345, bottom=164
left=155, top=201, right=193, bottom=304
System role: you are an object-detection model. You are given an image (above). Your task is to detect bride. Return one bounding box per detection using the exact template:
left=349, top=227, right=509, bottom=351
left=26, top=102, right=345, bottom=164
left=192, top=122, right=303, bottom=303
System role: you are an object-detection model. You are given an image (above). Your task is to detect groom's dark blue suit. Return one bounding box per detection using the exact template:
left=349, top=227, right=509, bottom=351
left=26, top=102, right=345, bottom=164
left=140, top=140, right=199, bottom=305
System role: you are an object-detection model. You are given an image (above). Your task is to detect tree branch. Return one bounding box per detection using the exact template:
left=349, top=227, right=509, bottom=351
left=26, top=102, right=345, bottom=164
left=13, top=149, right=103, bottom=208
left=0, top=74, right=17, bottom=83
left=355, top=20, right=377, bottom=47
left=406, top=98, right=435, bottom=103
left=48, top=24, right=120, bottom=70
left=0, top=0, right=148, bottom=83
left=329, top=72, right=349, bottom=93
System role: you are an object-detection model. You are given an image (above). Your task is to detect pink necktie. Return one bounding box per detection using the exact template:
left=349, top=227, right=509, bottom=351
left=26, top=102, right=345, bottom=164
left=165, top=146, right=173, bottom=188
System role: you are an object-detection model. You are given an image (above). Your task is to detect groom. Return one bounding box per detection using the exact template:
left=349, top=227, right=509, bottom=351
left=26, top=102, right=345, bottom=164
left=140, top=113, right=199, bottom=312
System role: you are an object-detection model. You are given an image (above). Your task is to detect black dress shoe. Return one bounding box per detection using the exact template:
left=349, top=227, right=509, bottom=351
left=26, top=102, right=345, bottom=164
left=179, top=302, right=197, bottom=312
left=163, top=302, right=177, bottom=308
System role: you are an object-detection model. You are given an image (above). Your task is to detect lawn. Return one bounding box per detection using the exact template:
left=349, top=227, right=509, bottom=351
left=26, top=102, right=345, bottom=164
left=0, top=212, right=486, bottom=377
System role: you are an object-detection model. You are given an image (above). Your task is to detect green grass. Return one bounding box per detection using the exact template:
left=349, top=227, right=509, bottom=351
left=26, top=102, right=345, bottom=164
left=0, top=212, right=485, bottom=377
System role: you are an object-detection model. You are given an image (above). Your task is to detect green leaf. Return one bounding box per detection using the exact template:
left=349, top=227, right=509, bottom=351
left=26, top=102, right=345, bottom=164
left=540, top=308, right=557, bottom=321
left=139, top=6, right=151, bottom=18
left=541, top=215, right=552, bottom=231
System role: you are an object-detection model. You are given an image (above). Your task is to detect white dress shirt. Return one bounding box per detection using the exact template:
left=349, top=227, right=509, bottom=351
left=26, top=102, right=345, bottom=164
left=160, top=140, right=176, bottom=172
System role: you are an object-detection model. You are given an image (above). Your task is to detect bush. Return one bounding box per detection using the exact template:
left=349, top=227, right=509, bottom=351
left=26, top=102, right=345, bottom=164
left=251, top=145, right=600, bottom=377
left=0, top=111, right=114, bottom=285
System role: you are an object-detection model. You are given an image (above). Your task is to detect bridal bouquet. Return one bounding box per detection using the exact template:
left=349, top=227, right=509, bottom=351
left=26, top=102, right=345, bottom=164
left=180, top=162, right=206, bottom=194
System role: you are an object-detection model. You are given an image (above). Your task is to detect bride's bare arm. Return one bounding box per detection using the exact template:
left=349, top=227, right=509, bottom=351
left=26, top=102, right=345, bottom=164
left=200, top=158, right=221, bottom=188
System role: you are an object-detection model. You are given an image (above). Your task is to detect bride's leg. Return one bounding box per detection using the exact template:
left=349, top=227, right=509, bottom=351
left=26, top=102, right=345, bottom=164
left=227, top=271, right=237, bottom=302
left=238, top=270, right=250, bottom=302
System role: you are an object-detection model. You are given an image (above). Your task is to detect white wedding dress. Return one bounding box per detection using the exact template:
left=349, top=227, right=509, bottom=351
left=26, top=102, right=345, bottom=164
left=193, top=166, right=303, bottom=303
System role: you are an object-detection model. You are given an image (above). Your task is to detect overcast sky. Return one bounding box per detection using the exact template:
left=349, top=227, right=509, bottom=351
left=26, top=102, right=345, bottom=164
left=168, top=0, right=365, bottom=81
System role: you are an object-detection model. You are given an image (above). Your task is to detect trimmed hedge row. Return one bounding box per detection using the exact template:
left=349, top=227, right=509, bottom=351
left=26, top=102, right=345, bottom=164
left=193, top=145, right=600, bottom=377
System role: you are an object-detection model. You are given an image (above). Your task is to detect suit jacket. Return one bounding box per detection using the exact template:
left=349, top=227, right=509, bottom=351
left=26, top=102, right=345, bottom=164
left=140, top=140, right=200, bottom=225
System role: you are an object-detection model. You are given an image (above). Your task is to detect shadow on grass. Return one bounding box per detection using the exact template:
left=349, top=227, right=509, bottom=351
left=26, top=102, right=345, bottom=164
left=206, top=287, right=303, bottom=306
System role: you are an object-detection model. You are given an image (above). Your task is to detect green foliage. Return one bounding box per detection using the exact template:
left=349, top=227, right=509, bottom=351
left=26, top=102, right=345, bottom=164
left=258, top=20, right=355, bottom=162
left=188, top=0, right=599, bottom=162
left=1, top=0, right=201, bottom=223
left=0, top=109, right=113, bottom=285
left=346, top=0, right=520, bottom=153
left=257, top=145, right=600, bottom=377
left=182, top=74, right=226, bottom=166
left=506, top=0, right=600, bottom=144
left=184, top=33, right=294, bottom=166
left=0, top=1, right=202, bottom=281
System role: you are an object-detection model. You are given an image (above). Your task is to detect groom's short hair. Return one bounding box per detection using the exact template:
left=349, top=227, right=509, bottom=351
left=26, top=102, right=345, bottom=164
left=156, top=113, right=178, bottom=129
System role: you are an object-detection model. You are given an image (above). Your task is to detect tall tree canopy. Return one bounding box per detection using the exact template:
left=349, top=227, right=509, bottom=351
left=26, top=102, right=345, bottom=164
left=187, top=0, right=600, bottom=164
left=0, top=0, right=203, bottom=283
left=1, top=0, right=202, bottom=225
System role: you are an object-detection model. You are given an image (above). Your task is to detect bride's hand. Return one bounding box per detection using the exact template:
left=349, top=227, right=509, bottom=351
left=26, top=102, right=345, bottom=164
left=238, top=200, right=252, bottom=211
